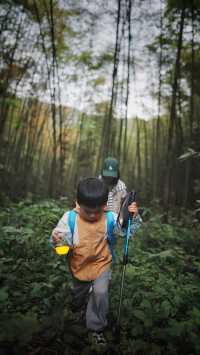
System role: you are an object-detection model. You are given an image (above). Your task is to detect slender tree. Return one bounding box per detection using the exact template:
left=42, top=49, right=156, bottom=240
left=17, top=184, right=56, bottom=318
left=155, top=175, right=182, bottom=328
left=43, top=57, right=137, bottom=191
left=164, top=5, right=185, bottom=208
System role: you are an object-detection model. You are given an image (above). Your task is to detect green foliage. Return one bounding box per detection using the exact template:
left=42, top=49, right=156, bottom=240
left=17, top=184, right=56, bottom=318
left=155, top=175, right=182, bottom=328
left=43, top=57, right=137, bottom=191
left=0, top=200, right=68, bottom=349
left=90, top=52, right=114, bottom=70
left=91, top=76, right=106, bottom=87
left=0, top=312, right=40, bottom=344
left=167, top=0, right=200, bottom=10
left=109, top=212, right=200, bottom=354
left=0, top=200, right=199, bottom=354
left=76, top=51, right=93, bottom=66
left=178, top=148, right=200, bottom=161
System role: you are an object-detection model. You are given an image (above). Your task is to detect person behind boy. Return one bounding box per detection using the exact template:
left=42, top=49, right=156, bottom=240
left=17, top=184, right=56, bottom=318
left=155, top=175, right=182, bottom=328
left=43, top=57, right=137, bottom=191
left=100, top=157, right=127, bottom=214
left=51, top=178, right=141, bottom=345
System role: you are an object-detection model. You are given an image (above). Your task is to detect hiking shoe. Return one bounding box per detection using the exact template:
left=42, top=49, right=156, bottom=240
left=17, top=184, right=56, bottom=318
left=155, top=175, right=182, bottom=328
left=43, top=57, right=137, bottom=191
left=90, top=331, right=107, bottom=345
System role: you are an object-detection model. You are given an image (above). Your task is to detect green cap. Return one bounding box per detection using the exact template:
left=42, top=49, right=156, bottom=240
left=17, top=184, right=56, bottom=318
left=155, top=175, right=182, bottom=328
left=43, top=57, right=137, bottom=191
left=102, top=157, right=119, bottom=178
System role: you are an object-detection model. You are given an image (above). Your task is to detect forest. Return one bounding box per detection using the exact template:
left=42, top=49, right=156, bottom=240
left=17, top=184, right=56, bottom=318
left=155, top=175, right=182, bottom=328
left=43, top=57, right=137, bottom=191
left=0, top=0, right=200, bottom=354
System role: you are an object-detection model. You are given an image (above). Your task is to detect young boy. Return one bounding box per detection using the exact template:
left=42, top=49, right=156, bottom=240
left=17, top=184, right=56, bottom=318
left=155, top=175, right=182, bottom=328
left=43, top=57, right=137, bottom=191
left=51, top=178, right=141, bottom=345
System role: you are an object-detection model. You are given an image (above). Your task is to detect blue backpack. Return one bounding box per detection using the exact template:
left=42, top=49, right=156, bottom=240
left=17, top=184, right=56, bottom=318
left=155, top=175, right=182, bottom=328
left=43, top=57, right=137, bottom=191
left=68, top=210, right=116, bottom=261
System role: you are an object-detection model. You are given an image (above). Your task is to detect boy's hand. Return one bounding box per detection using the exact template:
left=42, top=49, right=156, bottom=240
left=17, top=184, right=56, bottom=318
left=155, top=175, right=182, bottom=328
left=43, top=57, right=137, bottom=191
left=52, top=229, right=64, bottom=244
left=128, top=202, right=138, bottom=217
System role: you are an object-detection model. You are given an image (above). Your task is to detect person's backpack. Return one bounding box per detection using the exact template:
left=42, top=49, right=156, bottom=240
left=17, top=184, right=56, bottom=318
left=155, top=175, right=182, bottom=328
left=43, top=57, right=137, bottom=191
left=67, top=210, right=116, bottom=260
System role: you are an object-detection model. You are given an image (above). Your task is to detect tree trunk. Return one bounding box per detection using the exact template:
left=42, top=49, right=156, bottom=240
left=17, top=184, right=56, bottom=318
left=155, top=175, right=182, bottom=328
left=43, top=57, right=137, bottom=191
left=123, top=0, right=132, bottom=164
left=164, top=7, right=185, bottom=209
left=103, top=0, right=121, bottom=158
left=183, top=2, right=195, bottom=208
left=153, top=0, right=163, bottom=200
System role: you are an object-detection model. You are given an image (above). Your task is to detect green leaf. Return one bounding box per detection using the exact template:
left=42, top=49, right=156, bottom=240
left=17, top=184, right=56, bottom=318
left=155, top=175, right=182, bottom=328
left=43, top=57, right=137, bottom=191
left=141, top=299, right=152, bottom=309
left=0, top=288, right=9, bottom=302
left=148, top=249, right=174, bottom=259
left=178, top=148, right=199, bottom=161
left=2, top=226, right=21, bottom=234
left=30, top=283, right=43, bottom=297
left=161, top=300, right=171, bottom=317
left=133, top=309, right=146, bottom=322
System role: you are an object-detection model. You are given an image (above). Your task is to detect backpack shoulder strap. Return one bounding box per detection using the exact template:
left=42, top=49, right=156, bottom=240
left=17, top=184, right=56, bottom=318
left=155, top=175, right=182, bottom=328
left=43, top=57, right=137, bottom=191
left=106, top=211, right=115, bottom=239
left=68, top=210, right=77, bottom=236
left=106, top=211, right=116, bottom=261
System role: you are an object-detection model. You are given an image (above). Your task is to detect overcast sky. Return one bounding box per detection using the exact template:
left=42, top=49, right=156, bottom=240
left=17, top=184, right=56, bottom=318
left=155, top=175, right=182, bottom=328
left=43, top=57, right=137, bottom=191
left=0, top=0, right=163, bottom=120
left=57, top=0, right=162, bottom=120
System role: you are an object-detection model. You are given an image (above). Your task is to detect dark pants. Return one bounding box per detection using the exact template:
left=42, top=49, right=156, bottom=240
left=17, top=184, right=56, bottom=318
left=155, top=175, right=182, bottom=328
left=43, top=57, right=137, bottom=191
left=72, top=269, right=111, bottom=331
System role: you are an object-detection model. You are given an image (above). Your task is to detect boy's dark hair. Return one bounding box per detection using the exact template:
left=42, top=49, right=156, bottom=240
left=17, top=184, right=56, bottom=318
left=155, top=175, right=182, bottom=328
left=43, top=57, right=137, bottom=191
left=77, top=177, right=109, bottom=208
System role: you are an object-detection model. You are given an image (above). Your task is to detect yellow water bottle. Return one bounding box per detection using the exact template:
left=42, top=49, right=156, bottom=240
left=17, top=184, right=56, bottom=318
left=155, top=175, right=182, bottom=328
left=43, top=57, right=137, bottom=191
left=55, top=244, right=70, bottom=255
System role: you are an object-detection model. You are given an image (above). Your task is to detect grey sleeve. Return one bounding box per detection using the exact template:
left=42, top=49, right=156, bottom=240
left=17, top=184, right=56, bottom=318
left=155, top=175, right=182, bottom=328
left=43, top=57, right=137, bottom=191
left=121, top=188, right=127, bottom=199
left=113, top=213, right=142, bottom=238
left=130, top=214, right=142, bottom=235
left=50, top=212, right=73, bottom=247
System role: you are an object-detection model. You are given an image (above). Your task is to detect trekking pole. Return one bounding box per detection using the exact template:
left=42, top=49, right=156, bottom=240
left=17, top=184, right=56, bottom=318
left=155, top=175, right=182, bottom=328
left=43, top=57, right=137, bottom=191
left=115, top=191, right=136, bottom=337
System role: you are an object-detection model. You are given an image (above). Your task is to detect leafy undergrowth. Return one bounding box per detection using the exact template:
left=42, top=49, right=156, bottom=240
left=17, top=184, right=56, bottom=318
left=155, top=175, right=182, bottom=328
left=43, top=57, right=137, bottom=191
left=0, top=200, right=200, bottom=355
